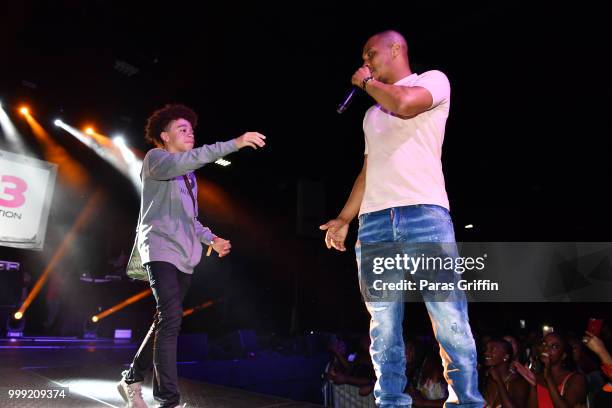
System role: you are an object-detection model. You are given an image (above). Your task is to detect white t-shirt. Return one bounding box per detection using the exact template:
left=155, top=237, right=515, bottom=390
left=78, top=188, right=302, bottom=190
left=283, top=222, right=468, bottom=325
left=360, top=70, right=451, bottom=216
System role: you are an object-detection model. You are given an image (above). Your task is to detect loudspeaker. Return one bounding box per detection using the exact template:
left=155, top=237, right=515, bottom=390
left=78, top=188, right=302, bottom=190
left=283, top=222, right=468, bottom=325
left=210, top=329, right=258, bottom=358
left=0, top=306, right=13, bottom=336
left=0, top=263, right=22, bottom=307
left=233, top=329, right=257, bottom=354
left=177, top=333, right=208, bottom=361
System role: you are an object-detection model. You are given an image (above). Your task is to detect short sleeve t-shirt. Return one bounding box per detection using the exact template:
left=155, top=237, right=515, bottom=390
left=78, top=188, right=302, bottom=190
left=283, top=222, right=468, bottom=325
left=360, top=70, right=451, bottom=216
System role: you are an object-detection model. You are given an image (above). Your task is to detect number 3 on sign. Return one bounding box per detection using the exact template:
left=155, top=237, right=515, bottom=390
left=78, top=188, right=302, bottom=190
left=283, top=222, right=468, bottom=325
left=0, top=175, right=28, bottom=208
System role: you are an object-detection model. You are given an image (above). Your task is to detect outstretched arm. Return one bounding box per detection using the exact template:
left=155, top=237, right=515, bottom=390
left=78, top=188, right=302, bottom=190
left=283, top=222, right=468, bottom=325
left=146, top=132, right=266, bottom=180
left=146, top=141, right=239, bottom=180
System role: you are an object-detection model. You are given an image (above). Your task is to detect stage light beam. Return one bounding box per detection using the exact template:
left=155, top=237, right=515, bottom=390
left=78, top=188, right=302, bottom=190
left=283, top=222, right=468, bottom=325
left=22, top=112, right=90, bottom=190
left=56, top=121, right=142, bottom=191
left=92, top=288, right=153, bottom=322
left=183, top=299, right=216, bottom=317
left=215, top=158, right=231, bottom=167
left=14, top=190, right=102, bottom=319
left=112, top=136, right=125, bottom=146
left=0, top=104, right=29, bottom=154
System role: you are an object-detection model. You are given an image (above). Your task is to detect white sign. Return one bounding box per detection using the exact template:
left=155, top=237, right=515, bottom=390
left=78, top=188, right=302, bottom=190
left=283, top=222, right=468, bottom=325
left=0, top=149, right=57, bottom=250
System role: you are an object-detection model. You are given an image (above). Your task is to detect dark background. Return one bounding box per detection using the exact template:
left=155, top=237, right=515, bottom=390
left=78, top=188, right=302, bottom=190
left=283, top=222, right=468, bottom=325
left=1, top=1, right=611, bottom=341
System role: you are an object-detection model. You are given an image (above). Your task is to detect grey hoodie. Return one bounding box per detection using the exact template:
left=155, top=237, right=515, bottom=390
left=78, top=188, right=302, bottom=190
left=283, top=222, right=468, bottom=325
left=137, top=140, right=238, bottom=273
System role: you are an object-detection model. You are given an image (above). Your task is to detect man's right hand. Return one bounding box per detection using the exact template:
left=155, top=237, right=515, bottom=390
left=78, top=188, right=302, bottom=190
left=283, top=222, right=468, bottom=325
left=319, top=218, right=349, bottom=251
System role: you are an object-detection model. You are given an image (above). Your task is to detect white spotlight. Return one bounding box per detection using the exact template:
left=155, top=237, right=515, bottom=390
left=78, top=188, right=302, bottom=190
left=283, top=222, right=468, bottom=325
left=215, top=158, right=231, bottom=167
left=113, top=136, right=126, bottom=146
left=54, top=119, right=63, bottom=127
left=465, top=224, right=474, bottom=229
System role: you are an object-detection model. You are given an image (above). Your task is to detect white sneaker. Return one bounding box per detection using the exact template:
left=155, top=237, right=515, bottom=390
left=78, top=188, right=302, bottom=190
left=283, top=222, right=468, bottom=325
left=117, top=378, right=149, bottom=408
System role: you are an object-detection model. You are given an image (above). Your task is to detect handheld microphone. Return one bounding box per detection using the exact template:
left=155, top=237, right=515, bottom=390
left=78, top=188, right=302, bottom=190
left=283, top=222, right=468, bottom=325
left=336, top=86, right=359, bottom=114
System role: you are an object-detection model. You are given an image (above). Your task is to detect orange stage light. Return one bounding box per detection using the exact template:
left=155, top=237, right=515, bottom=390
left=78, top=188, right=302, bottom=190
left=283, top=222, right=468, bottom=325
left=23, top=114, right=90, bottom=191
left=15, top=190, right=103, bottom=319
left=92, top=288, right=153, bottom=322
left=183, top=300, right=216, bottom=317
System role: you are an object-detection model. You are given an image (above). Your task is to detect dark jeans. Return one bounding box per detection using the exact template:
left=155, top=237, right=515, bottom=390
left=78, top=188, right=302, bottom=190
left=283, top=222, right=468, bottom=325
left=123, top=261, right=192, bottom=408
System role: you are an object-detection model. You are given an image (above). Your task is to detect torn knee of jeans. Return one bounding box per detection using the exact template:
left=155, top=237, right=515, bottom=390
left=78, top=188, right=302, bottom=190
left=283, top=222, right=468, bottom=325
left=369, top=304, right=389, bottom=313
left=449, top=322, right=471, bottom=337
left=438, top=322, right=471, bottom=344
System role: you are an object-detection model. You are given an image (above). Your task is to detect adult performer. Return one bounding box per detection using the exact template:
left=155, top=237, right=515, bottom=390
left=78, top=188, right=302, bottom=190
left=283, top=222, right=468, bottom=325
left=320, top=31, right=484, bottom=407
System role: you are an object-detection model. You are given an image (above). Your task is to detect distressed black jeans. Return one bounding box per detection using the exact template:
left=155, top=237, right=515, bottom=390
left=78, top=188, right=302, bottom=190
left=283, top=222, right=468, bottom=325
left=123, top=261, right=191, bottom=408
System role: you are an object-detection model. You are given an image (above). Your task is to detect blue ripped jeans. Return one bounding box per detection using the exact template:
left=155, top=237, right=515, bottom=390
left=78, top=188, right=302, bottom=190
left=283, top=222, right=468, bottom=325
left=356, top=205, right=484, bottom=408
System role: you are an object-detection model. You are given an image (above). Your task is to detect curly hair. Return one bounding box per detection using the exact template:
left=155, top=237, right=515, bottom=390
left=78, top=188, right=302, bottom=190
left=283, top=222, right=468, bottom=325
left=144, top=104, right=198, bottom=147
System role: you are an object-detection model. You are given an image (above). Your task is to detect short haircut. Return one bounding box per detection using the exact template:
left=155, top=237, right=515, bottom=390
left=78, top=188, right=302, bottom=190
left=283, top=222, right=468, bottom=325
left=372, top=30, right=408, bottom=52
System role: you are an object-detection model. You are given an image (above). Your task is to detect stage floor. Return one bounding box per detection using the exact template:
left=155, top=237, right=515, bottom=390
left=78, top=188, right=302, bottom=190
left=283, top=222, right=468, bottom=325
left=0, top=337, right=322, bottom=408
